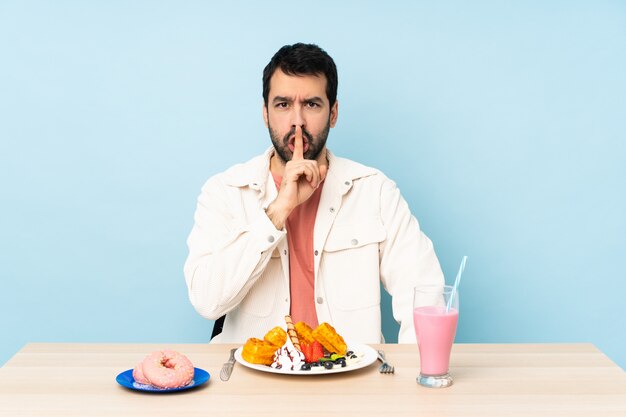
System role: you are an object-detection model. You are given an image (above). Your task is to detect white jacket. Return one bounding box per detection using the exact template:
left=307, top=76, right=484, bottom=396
left=184, top=148, right=444, bottom=344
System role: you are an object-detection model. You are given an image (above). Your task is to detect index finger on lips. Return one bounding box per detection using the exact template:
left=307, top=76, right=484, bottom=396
left=293, top=125, right=304, bottom=160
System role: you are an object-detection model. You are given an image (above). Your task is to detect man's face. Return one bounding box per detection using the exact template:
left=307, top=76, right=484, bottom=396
left=263, top=69, right=338, bottom=163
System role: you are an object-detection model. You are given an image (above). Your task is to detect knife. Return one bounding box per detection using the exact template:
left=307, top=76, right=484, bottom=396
left=220, top=348, right=237, bottom=381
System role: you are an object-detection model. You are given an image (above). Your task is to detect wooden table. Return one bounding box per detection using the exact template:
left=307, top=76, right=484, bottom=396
left=1, top=343, right=624, bottom=416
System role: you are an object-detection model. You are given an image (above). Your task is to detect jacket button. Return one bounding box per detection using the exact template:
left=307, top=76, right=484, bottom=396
left=345, top=181, right=350, bottom=186
left=314, top=250, right=319, bottom=256
left=329, top=207, right=335, bottom=213
left=284, top=249, right=287, bottom=255
left=268, top=236, right=275, bottom=243
left=351, top=239, right=358, bottom=246
left=316, top=297, right=324, bottom=304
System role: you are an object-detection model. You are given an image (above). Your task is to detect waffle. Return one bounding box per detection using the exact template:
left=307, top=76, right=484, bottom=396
left=294, top=321, right=316, bottom=345
left=263, top=326, right=287, bottom=348
left=241, top=338, right=277, bottom=365
left=312, top=322, right=347, bottom=355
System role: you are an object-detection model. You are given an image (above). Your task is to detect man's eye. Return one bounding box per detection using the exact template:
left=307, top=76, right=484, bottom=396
left=275, top=102, right=288, bottom=108
left=306, top=102, right=319, bottom=108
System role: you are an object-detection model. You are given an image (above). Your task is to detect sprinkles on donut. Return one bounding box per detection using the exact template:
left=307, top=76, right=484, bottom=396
left=133, top=350, right=194, bottom=389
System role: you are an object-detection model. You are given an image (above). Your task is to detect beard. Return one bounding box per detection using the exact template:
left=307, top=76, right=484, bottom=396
left=268, top=119, right=330, bottom=163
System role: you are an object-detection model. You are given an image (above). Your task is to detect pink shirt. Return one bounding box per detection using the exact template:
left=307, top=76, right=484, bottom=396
left=272, top=174, right=324, bottom=327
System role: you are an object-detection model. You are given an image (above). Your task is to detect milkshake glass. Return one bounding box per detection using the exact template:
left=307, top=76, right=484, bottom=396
left=413, top=285, right=459, bottom=388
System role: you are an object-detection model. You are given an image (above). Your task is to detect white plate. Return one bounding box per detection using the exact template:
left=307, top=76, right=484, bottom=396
left=234, top=342, right=377, bottom=375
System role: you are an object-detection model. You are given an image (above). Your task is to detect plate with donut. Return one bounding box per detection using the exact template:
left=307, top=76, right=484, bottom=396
left=235, top=316, right=378, bottom=375
left=116, top=350, right=210, bottom=392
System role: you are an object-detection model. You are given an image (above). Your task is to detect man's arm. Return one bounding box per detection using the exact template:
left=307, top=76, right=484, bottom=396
left=184, top=177, right=285, bottom=320
left=378, top=177, right=445, bottom=343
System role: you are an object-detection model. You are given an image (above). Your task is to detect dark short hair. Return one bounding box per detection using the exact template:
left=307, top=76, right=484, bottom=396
left=262, top=43, right=338, bottom=108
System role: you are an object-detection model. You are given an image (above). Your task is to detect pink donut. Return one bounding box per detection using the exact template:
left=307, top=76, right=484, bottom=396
left=132, top=362, right=150, bottom=385
left=141, top=350, right=194, bottom=389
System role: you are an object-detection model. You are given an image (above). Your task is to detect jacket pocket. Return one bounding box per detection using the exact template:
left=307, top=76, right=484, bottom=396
left=324, top=219, right=386, bottom=251
left=321, top=219, right=386, bottom=311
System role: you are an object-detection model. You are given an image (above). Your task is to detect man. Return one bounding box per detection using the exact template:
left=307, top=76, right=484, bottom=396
left=184, top=43, right=443, bottom=344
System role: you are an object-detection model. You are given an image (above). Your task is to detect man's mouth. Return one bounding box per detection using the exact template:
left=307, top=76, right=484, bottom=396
left=287, top=136, right=310, bottom=153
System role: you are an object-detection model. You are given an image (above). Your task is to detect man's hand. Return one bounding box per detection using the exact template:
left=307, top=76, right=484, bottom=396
left=266, top=126, right=328, bottom=229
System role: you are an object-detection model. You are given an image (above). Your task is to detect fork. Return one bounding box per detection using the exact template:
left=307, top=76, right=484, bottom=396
left=377, top=350, right=395, bottom=374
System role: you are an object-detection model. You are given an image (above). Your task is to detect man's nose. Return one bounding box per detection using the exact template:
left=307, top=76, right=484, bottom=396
left=290, top=105, right=305, bottom=129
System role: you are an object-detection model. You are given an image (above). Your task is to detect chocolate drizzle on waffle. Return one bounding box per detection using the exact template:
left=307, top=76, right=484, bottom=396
left=284, top=315, right=301, bottom=352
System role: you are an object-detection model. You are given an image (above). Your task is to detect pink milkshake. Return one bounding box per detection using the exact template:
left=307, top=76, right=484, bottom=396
left=413, top=306, right=459, bottom=376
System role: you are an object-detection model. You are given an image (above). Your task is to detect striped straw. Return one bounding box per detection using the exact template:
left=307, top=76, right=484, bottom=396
left=446, top=256, right=468, bottom=312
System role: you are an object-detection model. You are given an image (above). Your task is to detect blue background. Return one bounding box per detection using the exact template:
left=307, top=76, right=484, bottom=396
left=1, top=1, right=625, bottom=369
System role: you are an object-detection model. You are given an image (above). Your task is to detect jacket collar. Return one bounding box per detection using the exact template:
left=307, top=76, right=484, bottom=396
left=222, top=147, right=377, bottom=189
